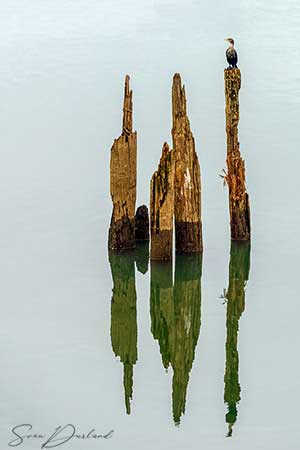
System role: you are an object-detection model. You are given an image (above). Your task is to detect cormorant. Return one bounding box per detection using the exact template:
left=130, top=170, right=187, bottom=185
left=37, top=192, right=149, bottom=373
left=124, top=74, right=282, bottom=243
left=225, top=38, right=238, bottom=68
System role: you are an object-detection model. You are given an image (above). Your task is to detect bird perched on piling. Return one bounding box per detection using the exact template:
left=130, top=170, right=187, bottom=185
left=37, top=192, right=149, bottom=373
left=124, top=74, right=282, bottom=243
left=225, top=38, right=238, bottom=68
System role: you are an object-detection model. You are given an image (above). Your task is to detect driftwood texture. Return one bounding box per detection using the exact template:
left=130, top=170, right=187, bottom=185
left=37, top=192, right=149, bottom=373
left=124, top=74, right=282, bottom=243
left=172, top=73, right=203, bottom=253
left=224, top=68, right=251, bottom=241
left=150, top=142, right=174, bottom=260
left=108, top=75, right=137, bottom=251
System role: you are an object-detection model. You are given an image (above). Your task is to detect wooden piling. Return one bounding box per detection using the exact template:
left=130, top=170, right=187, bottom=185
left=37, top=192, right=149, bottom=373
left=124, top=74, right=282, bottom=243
left=108, top=75, right=137, bottom=251
left=172, top=73, right=203, bottom=253
left=224, top=68, right=251, bottom=241
left=150, top=142, right=174, bottom=260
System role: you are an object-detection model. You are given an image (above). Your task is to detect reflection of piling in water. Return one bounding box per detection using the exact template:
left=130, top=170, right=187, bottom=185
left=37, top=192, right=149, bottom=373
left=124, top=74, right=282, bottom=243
left=224, top=241, right=250, bottom=436
left=150, top=260, right=174, bottom=369
left=109, top=251, right=137, bottom=414
left=224, top=68, right=251, bottom=241
left=172, top=254, right=202, bottom=425
left=150, top=254, right=202, bottom=425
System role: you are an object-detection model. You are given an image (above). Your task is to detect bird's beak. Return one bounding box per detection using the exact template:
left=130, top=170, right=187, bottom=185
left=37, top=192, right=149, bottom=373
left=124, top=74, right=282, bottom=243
left=224, top=38, right=229, bottom=42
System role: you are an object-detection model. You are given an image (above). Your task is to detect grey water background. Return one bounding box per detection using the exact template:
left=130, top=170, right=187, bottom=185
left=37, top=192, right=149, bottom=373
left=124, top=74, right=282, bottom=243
left=0, top=0, right=300, bottom=448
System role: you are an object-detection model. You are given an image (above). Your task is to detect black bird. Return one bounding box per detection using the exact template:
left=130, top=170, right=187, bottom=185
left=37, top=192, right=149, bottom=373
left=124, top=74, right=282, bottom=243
left=225, top=38, right=238, bottom=68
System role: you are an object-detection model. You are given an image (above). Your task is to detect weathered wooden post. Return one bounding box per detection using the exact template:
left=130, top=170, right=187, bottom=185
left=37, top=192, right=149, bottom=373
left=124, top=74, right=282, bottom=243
left=150, top=142, right=174, bottom=260
left=172, top=73, right=203, bottom=253
left=108, top=75, right=137, bottom=251
left=224, top=68, right=251, bottom=241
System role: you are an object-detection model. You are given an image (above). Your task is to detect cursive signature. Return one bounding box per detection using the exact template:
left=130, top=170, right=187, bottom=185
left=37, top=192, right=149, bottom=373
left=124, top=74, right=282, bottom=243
left=8, top=424, right=114, bottom=448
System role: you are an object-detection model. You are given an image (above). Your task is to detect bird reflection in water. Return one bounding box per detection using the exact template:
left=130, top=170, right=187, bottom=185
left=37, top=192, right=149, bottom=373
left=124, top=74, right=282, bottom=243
left=223, top=241, right=251, bottom=437
left=150, top=253, right=202, bottom=425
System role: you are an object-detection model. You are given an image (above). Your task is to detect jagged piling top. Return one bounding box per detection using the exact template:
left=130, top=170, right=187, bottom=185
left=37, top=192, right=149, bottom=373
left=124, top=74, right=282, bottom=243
left=172, top=73, right=186, bottom=113
left=172, top=73, right=190, bottom=133
left=122, top=74, right=133, bottom=135
left=171, top=72, right=201, bottom=208
left=171, top=73, right=202, bottom=252
left=108, top=74, right=137, bottom=251
left=109, top=74, right=137, bottom=222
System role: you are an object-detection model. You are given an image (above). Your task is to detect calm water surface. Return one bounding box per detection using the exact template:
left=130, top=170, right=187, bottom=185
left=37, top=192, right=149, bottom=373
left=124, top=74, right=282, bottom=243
left=0, top=1, right=300, bottom=449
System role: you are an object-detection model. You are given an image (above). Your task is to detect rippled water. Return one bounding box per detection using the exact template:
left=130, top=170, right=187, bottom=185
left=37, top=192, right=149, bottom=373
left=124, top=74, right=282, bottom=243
left=1, top=1, right=300, bottom=449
